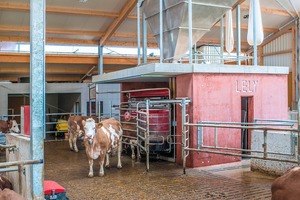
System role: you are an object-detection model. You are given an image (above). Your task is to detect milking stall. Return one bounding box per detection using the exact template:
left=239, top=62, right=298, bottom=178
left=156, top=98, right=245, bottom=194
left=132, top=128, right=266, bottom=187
left=0, top=0, right=300, bottom=199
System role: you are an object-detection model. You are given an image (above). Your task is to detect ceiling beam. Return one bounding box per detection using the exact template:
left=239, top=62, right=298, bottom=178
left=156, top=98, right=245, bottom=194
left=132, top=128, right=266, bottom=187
left=240, top=5, right=297, bottom=17
left=0, top=66, right=96, bottom=74
left=232, top=0, right=247, bottom=10
left=214, top=23, right=278, bottom=33
left=0, top=53, right=159, bottom=65
left=0, top=35, right=158, bottom=47
left=0, top=25, right=156, bottom=40
left=100, top=0, right=138, bottom=46
left=0, top=2, right=137, bottom=19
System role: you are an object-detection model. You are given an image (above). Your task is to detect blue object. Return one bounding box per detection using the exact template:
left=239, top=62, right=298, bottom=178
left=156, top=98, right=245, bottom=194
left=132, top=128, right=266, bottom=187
left=0, top=132, right=6, bottom=145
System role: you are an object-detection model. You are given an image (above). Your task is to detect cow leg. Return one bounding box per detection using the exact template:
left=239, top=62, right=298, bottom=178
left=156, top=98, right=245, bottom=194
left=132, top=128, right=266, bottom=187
left=72, top=135, right=78, bottom=152
left=130, top=140, right=136, bottom=159
left=117, top=138, right=122, bottom=169
left=88, top=158, right=94, bottom=177
left=99, top=153, right=106, bottom=177
left=105, top=153, right=110, bottom=168
left=136, top=140, right=141, bottom=161
left=68, top=132, right=74, bottom=151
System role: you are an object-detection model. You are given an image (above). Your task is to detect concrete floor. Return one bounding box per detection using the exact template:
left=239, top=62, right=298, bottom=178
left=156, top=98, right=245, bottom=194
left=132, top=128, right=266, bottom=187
left=44, top=141, right=276, bottom=200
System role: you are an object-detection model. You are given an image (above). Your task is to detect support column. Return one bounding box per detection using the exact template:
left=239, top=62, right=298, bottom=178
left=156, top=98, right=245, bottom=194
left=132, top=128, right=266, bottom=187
left=137, top=1, right=141, bottom=65
left=236, top=4, right=241, bottom=65
left=30, top=0, right=45, bottom=199
left=159, top=0, right=163, bottom=63
left=98, top=45, right=103, bottom=75
left=252, top=0, right=258, bottom=65
left=220, top=17, right=224, bottom=64
left=142, top=12, right=147, bottom=63
left=188, top=0, right=193, bottom=64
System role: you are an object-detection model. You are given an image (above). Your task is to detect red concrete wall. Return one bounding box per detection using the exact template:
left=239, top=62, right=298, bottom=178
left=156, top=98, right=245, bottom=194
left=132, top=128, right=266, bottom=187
left=176, top=73, right=288, bottom=167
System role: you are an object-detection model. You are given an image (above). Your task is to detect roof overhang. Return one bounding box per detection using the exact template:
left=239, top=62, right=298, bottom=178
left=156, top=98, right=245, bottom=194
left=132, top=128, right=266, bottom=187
left=92, top=63, right=289, bottom=84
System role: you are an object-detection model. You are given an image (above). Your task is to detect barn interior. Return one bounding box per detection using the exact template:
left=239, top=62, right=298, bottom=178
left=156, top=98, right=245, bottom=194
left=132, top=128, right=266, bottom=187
left=0, top=0, right=300, bottom=199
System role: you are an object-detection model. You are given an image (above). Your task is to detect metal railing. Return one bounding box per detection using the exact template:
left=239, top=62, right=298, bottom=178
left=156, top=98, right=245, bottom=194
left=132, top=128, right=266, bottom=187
left=0, top=158, right=43, bottom=196
left=1, top=112, right=83, bottom=140
left=182, top=121, right=299, bottom=174
left=134, top=98, right=191, bottom=172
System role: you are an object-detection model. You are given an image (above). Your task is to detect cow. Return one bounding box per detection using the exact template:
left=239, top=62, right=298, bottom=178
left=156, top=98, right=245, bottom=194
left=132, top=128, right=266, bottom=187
left=271, top=166, right=300, bottom=200
left=100, top=116, right=140, bottom=160
left=0, top=120, right=20, bottom=134
left=0, top=175, right=13, bottom=191
left=0, top=175, right=24, bottom=200
left=68, top=115, right=98, bottom=152
left=0, top=189, right=25, bottom=200
left=122, top=122, right=141, bottom=160
left=83, top=118, right=123, bottom=177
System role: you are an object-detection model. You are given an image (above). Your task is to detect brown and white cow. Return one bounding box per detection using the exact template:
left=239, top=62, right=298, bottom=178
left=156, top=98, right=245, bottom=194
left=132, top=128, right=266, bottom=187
left=68, top=115, right=98, bottom=152
left=271, top=166, right=300, bottom=200
left=0, top=189, right=25, bottom=200
left=83, top=118, right=123, bottom=177
left=0, top=175, right=24, bottom=200
left=0, top=120, right=20, bottom=134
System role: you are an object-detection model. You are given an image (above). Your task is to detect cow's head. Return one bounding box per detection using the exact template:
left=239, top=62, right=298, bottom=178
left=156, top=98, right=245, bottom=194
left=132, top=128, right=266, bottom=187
left=8, top=120, right=20, bottom=133
left=83, top=118, right=96, bottom=144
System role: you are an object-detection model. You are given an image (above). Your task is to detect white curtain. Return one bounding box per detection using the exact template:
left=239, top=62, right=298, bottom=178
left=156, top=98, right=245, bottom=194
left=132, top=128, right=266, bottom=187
left=225, top=10, right=234, bottom=53
left=247, top=0, right=264, bottom=45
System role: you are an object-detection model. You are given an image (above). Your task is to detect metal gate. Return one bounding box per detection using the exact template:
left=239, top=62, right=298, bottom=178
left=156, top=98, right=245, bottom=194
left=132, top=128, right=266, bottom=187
left=135, top=98, right=191, bottom=171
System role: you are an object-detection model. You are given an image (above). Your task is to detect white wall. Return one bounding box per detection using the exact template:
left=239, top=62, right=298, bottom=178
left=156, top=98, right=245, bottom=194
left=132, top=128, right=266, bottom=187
left=97, top=83, right=121, bottom=118
left=263, top=32, right=293, bottom=71
left=0, top=83, right=89, bottom=116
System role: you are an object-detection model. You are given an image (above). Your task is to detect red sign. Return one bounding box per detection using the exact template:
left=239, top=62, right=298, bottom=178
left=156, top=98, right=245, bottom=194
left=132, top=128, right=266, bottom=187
left=124, top=112, right=131, bottom=121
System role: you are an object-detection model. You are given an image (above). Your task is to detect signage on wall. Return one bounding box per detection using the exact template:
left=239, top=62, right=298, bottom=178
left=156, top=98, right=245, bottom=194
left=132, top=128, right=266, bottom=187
left=235, top=80, right=258, bottom=93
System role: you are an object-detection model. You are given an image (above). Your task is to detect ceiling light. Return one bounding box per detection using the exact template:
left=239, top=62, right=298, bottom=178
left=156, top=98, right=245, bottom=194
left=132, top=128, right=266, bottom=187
left=79, top=0, right=88, bottom=2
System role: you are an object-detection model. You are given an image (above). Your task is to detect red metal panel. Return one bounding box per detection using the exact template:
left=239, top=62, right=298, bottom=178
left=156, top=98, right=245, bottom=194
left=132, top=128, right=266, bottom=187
left=44, top=180, right=65, bottom=195
left=21, top=105, right=30, bottom=136
left=140, top=109, right=169, bottom=141
left=129, top=89, right=169, bottom=98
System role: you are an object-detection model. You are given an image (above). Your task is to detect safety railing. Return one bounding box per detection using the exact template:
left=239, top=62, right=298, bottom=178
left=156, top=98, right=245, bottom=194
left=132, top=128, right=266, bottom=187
left=182, top=121, right=299, bottom=174
left=0, top=159, right=43, bottom=196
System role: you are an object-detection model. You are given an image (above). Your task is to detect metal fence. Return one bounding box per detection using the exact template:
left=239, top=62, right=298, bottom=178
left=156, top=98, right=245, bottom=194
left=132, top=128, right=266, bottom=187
left=182, top=120, right=299, bottom=174
left=1, top=112, right=83, bottom=140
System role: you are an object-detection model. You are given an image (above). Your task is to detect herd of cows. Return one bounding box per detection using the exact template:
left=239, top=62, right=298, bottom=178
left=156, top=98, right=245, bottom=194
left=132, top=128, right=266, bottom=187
left=0, top=116, right=300, bottom=199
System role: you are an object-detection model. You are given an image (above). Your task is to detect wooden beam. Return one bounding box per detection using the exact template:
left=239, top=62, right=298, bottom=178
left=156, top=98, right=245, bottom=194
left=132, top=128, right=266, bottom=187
left=214, top=23, right=278, bottom=33
left=0, top=25, right=156, bottom=40
left=261, top=49, right=292, bottom=57
left=240, top=5, right=297, bottom=17
left=0, top=2, right=137, bottom=19
left=0, top=35, right=158, bottom=47
left=100, top=0, right=137, bottom=46
left=0, top=66, right=95, bottom=75
left=232, top=0, right=247, bottom=10
left=0, top=53, right=159, bottom=65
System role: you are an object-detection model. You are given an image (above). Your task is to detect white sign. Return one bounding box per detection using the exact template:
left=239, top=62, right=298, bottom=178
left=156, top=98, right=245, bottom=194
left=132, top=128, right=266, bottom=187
left=235, top=80, right=258, bottom=93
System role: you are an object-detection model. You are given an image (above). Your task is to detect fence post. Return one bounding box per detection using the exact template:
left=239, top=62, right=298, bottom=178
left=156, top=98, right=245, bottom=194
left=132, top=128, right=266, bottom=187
left=182, top=98, right=187, bottom=174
